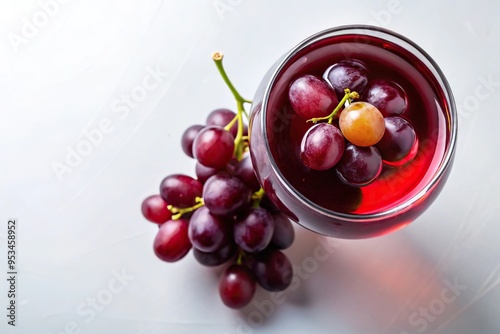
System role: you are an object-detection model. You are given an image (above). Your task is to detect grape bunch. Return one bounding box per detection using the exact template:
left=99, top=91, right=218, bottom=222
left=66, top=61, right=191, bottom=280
left=141, top=52, right=295, bottom=309
left=289, top=59, right=418, bottom=186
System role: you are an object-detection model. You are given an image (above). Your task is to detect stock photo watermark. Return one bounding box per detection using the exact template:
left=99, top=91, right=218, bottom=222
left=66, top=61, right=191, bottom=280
left=5, top=219, right=18, bottom=327
left=367, top=0, right=403, bottom=27
left=212, top=0, right=244, bottom=21
left=338, top=0, right=403, bottom=59
left=212, top=0, right=402, bottom=23
left=227, top=237, right=340, bottom=334
left=399, top=277, right=467, bottom=334
left=48, top=268, right=134, bottom=334
left=7, top=0, right=73, bottom=53
left=51, top=64, right=169, bottom=182
left=457, top=74, right=499, bottom=119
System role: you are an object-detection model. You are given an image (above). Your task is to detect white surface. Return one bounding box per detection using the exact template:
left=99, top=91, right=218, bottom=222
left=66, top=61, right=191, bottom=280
left=1, top=1, right=499, bottom=333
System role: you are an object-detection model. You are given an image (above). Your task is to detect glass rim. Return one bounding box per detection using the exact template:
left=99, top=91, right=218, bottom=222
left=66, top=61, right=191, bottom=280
left=260, top=24, right=458, bottom=222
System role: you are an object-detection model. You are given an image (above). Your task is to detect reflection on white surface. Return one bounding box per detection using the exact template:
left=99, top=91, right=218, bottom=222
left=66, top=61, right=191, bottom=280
left=1, top=0, right=499, bottom=333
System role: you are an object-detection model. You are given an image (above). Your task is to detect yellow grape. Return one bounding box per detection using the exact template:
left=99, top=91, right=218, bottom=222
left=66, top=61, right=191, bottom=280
left=339, top=101, right=385, bottom=147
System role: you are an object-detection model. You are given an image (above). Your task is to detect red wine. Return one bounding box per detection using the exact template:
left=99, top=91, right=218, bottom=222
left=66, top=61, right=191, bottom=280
left=266, top=34, right=449, bottom=215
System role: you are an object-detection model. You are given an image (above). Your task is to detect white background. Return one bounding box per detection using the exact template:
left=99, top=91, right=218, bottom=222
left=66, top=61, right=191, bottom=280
left=1, top=1, right=499, bottom=333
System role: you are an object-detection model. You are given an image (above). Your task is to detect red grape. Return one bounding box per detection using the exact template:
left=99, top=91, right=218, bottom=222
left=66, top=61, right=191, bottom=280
left=363, top=79, right=407, bottom=117
left=193, top=126, right=235, bottom=169
left=234, top=207, right=274, bottom=253
left=195, top=162, right=222, bottom=184
left=252, top=249, right=293, bottom=292
left=337, top=144, right=382, bottom=186
left=153, top=219, right=191, bottom=262
left=376, top=116, right=418, bottom=165
left=300, top=123, right=345, bottom=170
left=206, top=108, right=245, bottom=138
left=271, top=213, right=295, bottom=249
left=224, top=158, right=239, bottom=175
left=159, top=174, right=202, bottom=208
left=203, top=172, right=252, bottom=216
left=193, top=243, right=236, bottom=267
left=232, top=154, right=261, bottom=192
left=181, top=124, right=204, bottom=158
left=219, top=265, right=256, bottom=309
left=188, top=206, right=231, bottom=252
left=288, top=74, right=338, bottom=119
left=324, top=59, right=368, bottom=97
left=141, top=194, right=172, bottom=224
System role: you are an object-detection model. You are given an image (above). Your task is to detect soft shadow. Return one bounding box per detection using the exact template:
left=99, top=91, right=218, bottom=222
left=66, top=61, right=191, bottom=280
left=232, top=219, right=490, bottom=333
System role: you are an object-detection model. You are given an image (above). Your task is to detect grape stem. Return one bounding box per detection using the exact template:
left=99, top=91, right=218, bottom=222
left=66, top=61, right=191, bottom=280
left=168, top=197, right=204, bottom=220
left=213, top=51, right=251, bottom=161
left=307, top=88, right=359, bottom=124
left=236, top=248, right=245, bottom=265
left=224, top=115, right=239, bottom=132
left=251, top=188, right=265, bottom=208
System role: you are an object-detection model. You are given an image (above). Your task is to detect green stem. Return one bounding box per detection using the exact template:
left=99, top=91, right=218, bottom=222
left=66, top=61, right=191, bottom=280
left=251, top=188, right=265, bottom=208
left=212, top=51, right=251, bottom=161
left=234, top=101, right=245, bottom=160
left=307, top=88, right=360, bottom=124
left=212, top=52, right=249, bottom=106
left=168, top=197, right=204, bottom=220
left=224, top=115, right=238, bottom=132
left=236, top=249, right=245, bottom=265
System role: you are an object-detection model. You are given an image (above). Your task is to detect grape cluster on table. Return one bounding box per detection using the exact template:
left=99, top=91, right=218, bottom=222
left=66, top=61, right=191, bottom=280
left=141, top=108, right=295, bottom=309
left=289, top=59, right=418, bottom=186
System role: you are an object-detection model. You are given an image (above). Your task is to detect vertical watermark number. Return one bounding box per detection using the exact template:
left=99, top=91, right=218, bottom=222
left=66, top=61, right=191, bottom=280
left=6, top=219, right=17, bottom=326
